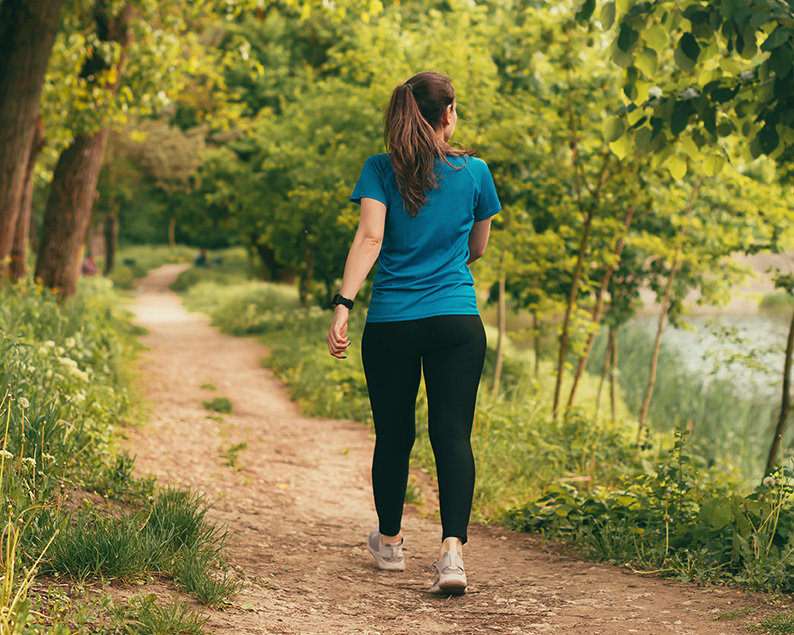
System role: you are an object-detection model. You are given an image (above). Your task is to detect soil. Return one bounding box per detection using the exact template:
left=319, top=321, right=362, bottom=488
left=124, top=264, right=782, bottom=635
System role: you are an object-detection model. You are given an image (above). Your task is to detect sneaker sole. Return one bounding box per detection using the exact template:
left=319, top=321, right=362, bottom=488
left=367, top=542, right=405, bottom=571
left=431, top=575, right=467, bottom=595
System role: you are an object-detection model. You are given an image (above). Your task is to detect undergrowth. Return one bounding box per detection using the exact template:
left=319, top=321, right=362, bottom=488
left=0, top=277, right=238, bottom=633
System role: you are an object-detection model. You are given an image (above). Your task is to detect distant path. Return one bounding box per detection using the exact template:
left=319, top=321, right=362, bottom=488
left=126, top=264, right=764, bottom=634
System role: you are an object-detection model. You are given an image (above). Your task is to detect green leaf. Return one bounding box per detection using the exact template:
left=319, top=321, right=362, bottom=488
left=761, top=26, right=791, bottom=52
left=770, top=45, right=794, bottom=78
left=703, top=153, right=726, bottom=176
left=642, top=25, right=669, bottom=53
left=575, top=0, right=596, bottom=24
left=668, top=154, right=688, bottom=180
left=603, top=116, right=626, bottom=142
left=699, top=498, right=733, bottom=529
left=608, top=134, right=633, bottom=160
left=618, top=24, right=639, bottom=53
left=600, top=1, right=616, bottom=29
left=635, top=126, right=653, bottom=152
left=679, top=32, right=701, bottom=62
left=634, top=48, right=658, bottom=77
left=759, top=124, right=780, bottom=154
left=671, top=100, right=694, bottom=136
left=675, top=44, right=697, bottom=72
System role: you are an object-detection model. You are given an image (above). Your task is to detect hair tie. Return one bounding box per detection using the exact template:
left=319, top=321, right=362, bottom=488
left=405, top=82, right=413, bottom=92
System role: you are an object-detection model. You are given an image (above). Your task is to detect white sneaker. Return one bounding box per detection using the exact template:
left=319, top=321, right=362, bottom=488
left=430, top=550, right=467, bottom=595
left=367, top=527, right=405, bottom=571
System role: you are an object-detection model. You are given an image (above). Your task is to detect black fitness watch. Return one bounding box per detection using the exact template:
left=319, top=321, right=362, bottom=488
left=332, top=294, right=354, bottom=310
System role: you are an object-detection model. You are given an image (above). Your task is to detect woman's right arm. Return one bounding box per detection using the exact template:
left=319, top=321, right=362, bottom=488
left=326, top=197, right=386, bottom=359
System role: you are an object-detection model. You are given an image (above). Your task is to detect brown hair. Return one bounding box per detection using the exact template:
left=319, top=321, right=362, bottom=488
left=384, top=71, right=474, bottom=217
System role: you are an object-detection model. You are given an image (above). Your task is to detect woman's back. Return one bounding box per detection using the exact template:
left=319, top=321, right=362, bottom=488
left=352, top=153, right=499, bottom=322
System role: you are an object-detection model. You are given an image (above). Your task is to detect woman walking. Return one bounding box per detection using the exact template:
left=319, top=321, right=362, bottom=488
left=325, top=71, right=500, bottom=595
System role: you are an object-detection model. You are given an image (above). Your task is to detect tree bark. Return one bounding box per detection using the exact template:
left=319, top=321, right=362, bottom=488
left=36, top=131, right=111, bottom=296
left=168, top=216, right=176, bottom=247
left=566, top=206, right=636, bottom=410
left=766, top=304, right=794, bottom=473
left=34, top=3, right=132, bottom=298
left=637, top=180, right=701, bottom=441
left=0, top=0, right=65, bottom=278
left=10, top=117, right=45, bottom=281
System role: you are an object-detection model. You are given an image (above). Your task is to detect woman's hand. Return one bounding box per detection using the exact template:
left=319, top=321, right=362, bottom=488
left=326, top=306, right=351, bottom=359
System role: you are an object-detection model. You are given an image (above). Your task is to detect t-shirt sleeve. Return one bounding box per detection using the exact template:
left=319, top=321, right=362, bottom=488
left=350, top=156, right=387, bottom=206
left=474, top=161, right=501, bottom=221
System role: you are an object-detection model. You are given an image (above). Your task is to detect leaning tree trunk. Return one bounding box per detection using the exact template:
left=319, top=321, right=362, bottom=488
left=36, top=131, right=112, bottom=296
left=0, top=0, right=65, bottom=278
left=10, top=117, right=45, bottom=281
left=566, top=206, right=635, bottom=410
left=34, top=3, right=132, bottom=298
left=552, top=204, right=597, bottom=419
left=766, top=304, right=794, bottom=474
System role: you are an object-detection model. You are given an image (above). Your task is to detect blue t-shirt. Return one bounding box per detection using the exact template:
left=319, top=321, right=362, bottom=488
left=350, top=153, right=501, bottom=323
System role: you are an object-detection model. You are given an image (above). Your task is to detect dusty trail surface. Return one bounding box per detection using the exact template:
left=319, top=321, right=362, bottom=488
left=127, top=265, right=766, bottom=635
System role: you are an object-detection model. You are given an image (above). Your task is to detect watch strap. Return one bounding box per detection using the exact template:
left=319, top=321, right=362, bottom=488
left=332, top=294, right=354, bottom=310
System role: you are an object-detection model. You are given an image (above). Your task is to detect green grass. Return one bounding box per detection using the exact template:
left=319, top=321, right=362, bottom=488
left=202, top=397, right=233, bottom=414
left=111, top=594, right=209, bottom=635
left=101, top=244, right=196, bottom=289
left=749, top=610, right=794, bottom=633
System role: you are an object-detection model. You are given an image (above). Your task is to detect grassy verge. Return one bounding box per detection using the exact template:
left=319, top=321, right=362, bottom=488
left=94, top=244, right=197, bottom=289
left=1, top=277, right=238, bottom=633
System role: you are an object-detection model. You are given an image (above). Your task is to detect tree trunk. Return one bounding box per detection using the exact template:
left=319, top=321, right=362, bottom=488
left=566, top=206, right=635, bottom=410
left=610, top=327, right=618, bottom=424
left=552, top=204, right=597, bottom=419
left=593, top=325, right=613, bottom=423
left=35, top=131, right=111, bottom=296
left=255, top=239, right=283, bottom=281
left=10, top=117, right=45, bottom=281
left=34, top=3, right=132, bottom=298
left=168, top=216, right=176, bottom=247
left=104, top=209, right=118, bottom=275
left=492, top=250, right=507, bottom=398
left=0, top=0, right=65, bottom=278
left=766, top=304, right=794, bottom=473
left=299, top=244, right=315, bottom=309
left=636, top=180, right=701, bottom=442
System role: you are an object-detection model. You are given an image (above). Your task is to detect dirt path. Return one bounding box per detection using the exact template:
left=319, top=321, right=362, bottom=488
left=127, top=265, right=769, bottom=635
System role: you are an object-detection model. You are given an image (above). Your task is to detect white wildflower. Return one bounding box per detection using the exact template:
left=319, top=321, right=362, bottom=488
left=21, top=457, right=36, bottom=470
left=17, top=397, right=29, bottom=410
left=64, top=337, right=75, bottom=348
left=42, top=453, right=56, bottom=464
left=0, top=450, right=13, bottom=461
left=763, top=476, right=777, bottom=489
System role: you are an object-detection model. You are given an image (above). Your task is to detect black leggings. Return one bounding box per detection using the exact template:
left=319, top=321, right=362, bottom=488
left=361, top=314, right=486, bottom=544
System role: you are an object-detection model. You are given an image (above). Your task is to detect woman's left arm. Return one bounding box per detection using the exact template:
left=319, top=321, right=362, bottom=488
left=326, top=197, right=386, bottom=358
left=467, top=218, right=492, bottom=265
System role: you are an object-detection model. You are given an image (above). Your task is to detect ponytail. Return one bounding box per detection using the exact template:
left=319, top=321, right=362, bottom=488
left=384, top=72, right=474, bottom=217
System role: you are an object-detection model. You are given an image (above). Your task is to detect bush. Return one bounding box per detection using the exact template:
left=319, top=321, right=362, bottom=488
left=505, top=428, right=794, bottom=591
